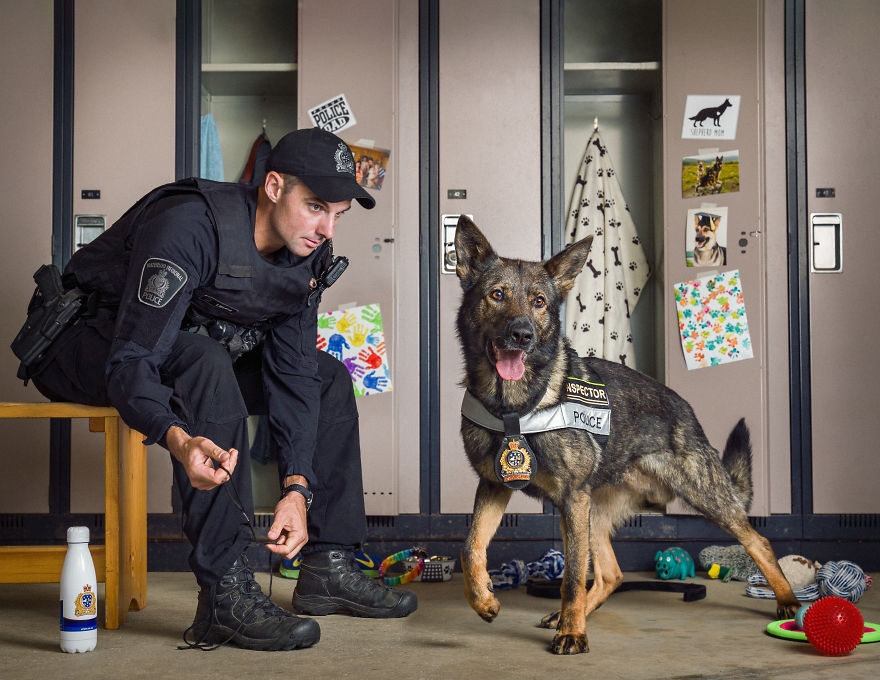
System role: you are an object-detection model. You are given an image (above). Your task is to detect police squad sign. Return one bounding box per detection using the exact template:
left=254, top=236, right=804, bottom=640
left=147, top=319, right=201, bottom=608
left=308, top=93, right=357, bottom=134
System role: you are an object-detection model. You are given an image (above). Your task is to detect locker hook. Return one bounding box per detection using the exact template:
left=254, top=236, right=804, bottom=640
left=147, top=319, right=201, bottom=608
left=593, top=117, right=599, bottom=131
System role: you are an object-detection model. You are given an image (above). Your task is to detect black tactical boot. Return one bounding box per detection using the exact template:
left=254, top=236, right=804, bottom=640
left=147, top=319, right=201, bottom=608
left=182, top=554, right=320, bottom=651
left=292, top=550, right=418, bottom=618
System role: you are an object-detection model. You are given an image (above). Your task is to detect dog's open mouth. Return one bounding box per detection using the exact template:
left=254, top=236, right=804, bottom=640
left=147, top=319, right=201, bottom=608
left=490, top=341, right=527, bottom=381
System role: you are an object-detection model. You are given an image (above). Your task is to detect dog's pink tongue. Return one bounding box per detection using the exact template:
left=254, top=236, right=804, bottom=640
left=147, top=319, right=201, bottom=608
left=496, top=350, right=526, bottom=381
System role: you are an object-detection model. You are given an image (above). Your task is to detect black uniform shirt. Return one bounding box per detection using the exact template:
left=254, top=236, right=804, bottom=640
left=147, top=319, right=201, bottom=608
left=98, top=188, right=321, bottom=485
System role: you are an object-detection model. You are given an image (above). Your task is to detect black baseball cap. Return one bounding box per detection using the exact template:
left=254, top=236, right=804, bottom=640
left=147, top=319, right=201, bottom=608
left=266, top=127, right=376, bottom=209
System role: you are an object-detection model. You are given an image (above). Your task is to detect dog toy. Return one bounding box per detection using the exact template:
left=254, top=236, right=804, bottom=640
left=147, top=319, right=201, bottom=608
left=379, top=547, right=425, bottom=586
left=765, top=598, right=880, bottom=647
left=817, top=560, right=871, bottom=602
left=804, top=596, right=865, bottom=656
left=654, top=547, right=695, bottom=580
left=706, top=563, right=732, bottom=581
left=794, top=604, right=811, bottom=630
left=779, top=554, right=822, bottom=589
left=747, top=559, right=871, bottom=603
left=488, top=548, right=565, bottom=590
left=698, top=545, right=757, bottom=581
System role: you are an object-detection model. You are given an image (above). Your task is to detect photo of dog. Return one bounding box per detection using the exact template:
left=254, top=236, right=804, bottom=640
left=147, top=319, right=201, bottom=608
left=681, top=150, right=740, bottom=198
left=696, top=155, right=724, bottom=195
left=454, top=215, right=798, bottom=655
left=688, top=209, right=727, bottom=266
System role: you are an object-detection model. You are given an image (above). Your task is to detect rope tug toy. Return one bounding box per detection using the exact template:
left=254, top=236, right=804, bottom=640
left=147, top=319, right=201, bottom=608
left=379, top=547, right=426, bottom=586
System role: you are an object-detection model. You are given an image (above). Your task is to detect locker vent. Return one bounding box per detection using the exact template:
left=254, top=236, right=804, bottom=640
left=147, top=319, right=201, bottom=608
left=0, top=514, right=25, bottom=529
left=499, top=514, right=519, bottom=528
left=253, top=513, right=273, bottom=529
left=466, top=514, right=519, bottom=529
left=838, top=514, right=879, bottom=529
left=366, top=516, right=396, bottom=529
left=622, top=515, right=643, bottom=529
left=749, top=517, right=767, bottom=529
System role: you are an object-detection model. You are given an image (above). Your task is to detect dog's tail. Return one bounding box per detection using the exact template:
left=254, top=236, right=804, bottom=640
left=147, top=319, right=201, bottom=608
left=721, top=418, right=753, bottom=511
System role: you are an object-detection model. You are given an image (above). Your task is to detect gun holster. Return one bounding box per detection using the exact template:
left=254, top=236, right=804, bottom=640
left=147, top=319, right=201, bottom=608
left=10, top=264, right=90, bottom=383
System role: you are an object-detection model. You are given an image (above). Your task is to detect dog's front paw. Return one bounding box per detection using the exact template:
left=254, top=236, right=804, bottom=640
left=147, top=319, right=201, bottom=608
left=465, top=579, right=500, bottom=622
left=776, top=601, right=800, bottom=621
left=550, top=632, right=589, bottom=655
left=538, top=610, right=560, bottom=629
left=475, top=597, right=500, bottom=623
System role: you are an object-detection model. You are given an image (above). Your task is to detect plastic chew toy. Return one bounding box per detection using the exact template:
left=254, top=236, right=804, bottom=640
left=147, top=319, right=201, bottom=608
left=804, top=596, right=865, bottom=656
left=766, top=597, right=880, bottom=651
left=379, top=547, right=426, bottom=586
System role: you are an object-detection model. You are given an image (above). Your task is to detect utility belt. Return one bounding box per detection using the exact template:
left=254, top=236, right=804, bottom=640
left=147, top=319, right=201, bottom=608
left=183, top=317, right=267, bottom=361
left=11, top=264, right=95, bottom=384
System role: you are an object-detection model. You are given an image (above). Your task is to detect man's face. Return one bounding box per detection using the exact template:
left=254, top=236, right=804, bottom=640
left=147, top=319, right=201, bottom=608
left=271, top=180, right=352, bottom=257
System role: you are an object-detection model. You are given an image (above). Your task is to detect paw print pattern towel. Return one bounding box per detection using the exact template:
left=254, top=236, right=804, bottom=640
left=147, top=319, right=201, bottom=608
left=564, top=130, right=650, bottom=368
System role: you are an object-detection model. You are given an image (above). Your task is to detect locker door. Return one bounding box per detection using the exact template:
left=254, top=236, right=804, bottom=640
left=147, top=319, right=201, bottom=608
left=298, top=0, right=411, bottom=515
left=806, top=0, right=880, bottom=513
left=437, top=0, right=543, bottom=513
left=663, top=0, right=775, bottom=514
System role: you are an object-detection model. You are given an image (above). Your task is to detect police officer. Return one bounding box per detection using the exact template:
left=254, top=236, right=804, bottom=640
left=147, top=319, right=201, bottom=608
left=28, top=128, right=416, bottom=651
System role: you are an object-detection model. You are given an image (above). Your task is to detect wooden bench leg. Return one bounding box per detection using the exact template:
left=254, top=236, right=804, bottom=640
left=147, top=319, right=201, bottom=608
left=103, top=415, right=121, bottom=629
left=120, top=421, right=147, bottom=618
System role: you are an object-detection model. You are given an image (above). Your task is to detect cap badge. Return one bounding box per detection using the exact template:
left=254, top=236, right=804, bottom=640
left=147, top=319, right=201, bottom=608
left=334, top=143, right=355, bottom=175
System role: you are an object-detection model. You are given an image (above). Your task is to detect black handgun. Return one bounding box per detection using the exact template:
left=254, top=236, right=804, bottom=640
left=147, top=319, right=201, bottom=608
left=11, top=265, right=84, bottom=371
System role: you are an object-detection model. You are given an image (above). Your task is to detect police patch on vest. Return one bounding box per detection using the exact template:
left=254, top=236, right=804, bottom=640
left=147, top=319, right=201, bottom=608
left=138, top=258, right=187, bottom=308
left=494, top=434, right=537, bottom=490
left=563, top=376, right=611, bottom=436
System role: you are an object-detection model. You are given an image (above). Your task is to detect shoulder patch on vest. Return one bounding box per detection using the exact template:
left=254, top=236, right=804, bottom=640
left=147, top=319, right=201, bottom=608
left=138, top=258, right=188, bottom=308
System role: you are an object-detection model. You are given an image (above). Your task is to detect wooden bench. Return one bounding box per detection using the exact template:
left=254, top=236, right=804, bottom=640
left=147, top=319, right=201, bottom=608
left=0, top=403, right=147, bottom=629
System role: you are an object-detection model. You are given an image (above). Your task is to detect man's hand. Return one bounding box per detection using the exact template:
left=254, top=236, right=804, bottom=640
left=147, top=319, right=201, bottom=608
left=166, top=425, right=238, bottom=490
left=266, top=485, right=309, bottom=559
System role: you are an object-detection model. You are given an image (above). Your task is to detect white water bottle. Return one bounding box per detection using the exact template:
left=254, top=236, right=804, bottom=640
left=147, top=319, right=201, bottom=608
left=59, top=526, right=97, bottom=653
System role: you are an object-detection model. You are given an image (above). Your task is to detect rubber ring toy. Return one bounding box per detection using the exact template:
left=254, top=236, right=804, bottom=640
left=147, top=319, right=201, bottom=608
left=379, top=547, right=426, bottom=586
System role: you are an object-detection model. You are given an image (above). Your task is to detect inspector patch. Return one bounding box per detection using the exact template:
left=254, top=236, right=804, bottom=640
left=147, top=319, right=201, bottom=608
left=138, top=258, right=187, bottom=308
left=563, top=376, right=611, bottom=437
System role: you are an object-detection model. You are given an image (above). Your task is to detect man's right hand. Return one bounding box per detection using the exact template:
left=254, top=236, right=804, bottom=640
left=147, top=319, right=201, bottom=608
left=165, top=425, right=238, bottom=490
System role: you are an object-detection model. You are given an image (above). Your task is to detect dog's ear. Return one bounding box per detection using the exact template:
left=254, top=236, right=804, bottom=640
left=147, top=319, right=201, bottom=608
left=545, top=235, right=593, bottom=297
left=455, top=215, right=497, bottom=290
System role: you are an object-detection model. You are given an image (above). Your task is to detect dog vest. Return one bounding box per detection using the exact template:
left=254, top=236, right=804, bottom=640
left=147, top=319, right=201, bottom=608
left=461, top=374, right=611, bottom=489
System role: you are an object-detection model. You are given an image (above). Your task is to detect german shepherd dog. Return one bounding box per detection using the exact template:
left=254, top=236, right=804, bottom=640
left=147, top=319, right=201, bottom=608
left=696, top=155, right=724, bottom=195
left=453, top=216, right=799, bottom=655
left=693, top=212, right=726, bottom=265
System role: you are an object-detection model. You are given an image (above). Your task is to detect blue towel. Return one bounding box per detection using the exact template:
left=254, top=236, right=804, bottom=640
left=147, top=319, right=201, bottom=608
left=200, top=113, right=224, bottom=181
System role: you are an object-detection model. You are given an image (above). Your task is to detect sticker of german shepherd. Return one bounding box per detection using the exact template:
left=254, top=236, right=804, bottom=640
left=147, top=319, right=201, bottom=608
left=453, top=215, right=798, bottom=655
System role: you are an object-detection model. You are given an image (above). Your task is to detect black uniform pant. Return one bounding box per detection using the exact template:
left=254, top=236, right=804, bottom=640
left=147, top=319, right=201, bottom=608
left=31, top=322, right=367, bottom=587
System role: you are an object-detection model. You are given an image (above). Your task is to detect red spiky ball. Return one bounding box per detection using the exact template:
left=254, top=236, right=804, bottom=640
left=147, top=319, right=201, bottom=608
left=803, top=596, right=864, bottom=656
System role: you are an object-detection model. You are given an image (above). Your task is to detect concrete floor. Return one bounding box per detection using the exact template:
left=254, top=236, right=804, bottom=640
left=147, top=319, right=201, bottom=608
left=1, top=570, right=878, bottom=680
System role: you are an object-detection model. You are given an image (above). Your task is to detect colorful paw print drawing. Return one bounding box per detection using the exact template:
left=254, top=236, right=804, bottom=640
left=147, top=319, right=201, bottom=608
left=674, top=269, right=753, bottom=370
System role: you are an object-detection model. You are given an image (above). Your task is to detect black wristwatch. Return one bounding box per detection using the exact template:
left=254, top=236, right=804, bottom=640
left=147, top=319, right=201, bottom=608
left=281, top=483, right=313, bottom=510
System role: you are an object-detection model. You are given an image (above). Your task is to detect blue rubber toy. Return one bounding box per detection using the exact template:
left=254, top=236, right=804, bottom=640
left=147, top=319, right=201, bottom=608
left=655, top=547, right=695, bottom=580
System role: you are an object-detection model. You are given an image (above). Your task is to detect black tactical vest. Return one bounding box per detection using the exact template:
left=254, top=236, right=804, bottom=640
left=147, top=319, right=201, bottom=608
left=66, top=178, right=330, bottom=330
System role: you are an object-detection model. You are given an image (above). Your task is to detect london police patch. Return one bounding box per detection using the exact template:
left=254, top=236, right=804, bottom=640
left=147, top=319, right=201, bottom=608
left=495, top=434, right=537, bottom=490
left=138, top=258, right=187, bottom=308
